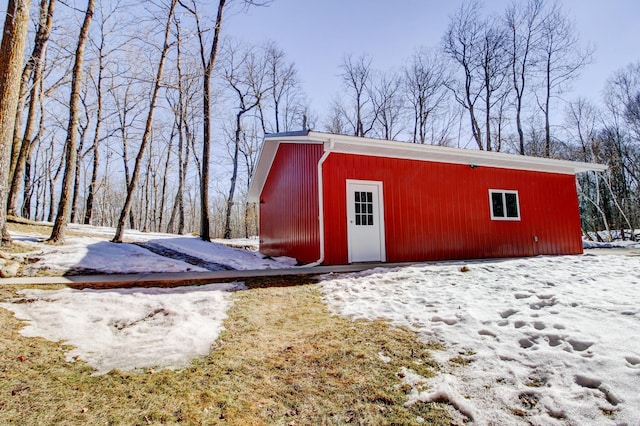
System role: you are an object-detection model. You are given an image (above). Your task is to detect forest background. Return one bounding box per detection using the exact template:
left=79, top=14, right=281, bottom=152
left=1, top=0, right=638, bottom=247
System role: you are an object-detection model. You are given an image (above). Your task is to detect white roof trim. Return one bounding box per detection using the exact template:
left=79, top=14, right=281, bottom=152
left=247, top=131, right=608, bottom=202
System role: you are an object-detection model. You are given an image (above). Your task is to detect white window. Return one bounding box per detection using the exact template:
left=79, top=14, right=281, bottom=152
left=489, top=190, right=520, bottom=221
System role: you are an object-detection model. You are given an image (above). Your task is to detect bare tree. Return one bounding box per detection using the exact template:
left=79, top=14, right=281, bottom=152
left=565, top=98, right=601, bottom=234
left=22, top=75, right=47, bottom=218
left=477, top=16, right=509, bottom=151
left=221, top=42, right=271, bottom=239
left=505, top=0, right=545, bottom=155
left=537, top=3, right=593, bottom=157
left=443, top=1, right=484, bottom=149
left=84, top=1, right=122, bottom=225
left=565, top=98, right=599, bottom=161
left=0, top=0, right=32, bottom=246
left=403, top=47, right=449, bottom=144
left=181, top=0, right=227, bottom=241
left=325, top=97, right=349, bottom=135
left=165, top=15, right=197, bottom=235
left=340, top=54, right=377, bottom=137
left=259, top=41, right=301, bottom=133
left=111, top=77, right=143, bottom=230
left=112, top=0, right=177, bottom=243
left=49, top=0, right=95, bottom=244
left=369, top=70, right=404, bottom=140
left=601, top=63, right=640, bottom=238
left=70, top=85, right=92, bottom=224
left=7, top=0, right=56, bottom=217
left=238, top=121, right=261, bottom=237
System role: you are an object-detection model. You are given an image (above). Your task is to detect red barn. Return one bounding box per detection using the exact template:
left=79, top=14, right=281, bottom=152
left=247, top=131, right=606, bottom=265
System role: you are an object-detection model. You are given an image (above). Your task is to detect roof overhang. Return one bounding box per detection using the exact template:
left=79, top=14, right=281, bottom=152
left=247, top=131, right=608, bottom=202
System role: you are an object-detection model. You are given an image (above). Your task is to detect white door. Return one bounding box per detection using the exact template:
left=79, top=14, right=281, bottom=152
left=347, top=180, right=385, bottom=263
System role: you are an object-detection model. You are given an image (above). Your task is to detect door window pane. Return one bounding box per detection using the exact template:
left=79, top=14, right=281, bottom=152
left=354, top=191, right=374, bottom=226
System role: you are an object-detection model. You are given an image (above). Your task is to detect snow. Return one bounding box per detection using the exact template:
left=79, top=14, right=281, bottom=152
left=213, top=236, right=260, bottom=250
left=583, top=238, right=640, bottom=249
left=1, top=224, right=296, bottom=374
left=146, top=236, right=296, bottom=270
left=1, top=283, right=244, bottom=374
left=3, top=219, right=640, bottom=421
left=19, top=236, right=209, bottom=275
left=320, top=254, right=640, bottom=425
left=9, top=225, right=295, bottom=275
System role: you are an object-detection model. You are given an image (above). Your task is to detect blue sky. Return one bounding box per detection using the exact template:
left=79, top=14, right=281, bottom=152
left=224, top=0, right=640, bottom=119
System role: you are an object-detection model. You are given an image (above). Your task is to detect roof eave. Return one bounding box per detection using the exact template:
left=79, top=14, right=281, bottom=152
left=247, top=131, right=608, bottom=202
left=313, top=131, right=608, bottom=175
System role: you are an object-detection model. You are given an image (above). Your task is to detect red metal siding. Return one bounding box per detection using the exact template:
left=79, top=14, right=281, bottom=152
left=322, top=153, right=582, bottom=265
left=258, top=143, right=323, bottom=262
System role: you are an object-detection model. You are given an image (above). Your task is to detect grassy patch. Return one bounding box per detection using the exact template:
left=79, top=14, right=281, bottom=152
left=449, top=349, right=475, bottom=367
left=0, top=241, right=35, bottom=256
left=6, top=217, right=55, bottom=240
left=6, top=217, right=114, bottom=241
left=0, top=283, right=452, bottom=424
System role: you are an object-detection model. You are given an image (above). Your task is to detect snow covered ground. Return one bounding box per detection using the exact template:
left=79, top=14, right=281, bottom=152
left=2, top=283, right=243, bottom=374
left=1, top=224, right=295, bottom=374
left=2, top=221, right=639, bottom=423
left=16, top=236, right=210, bottom=275
left=10, top=224, right=294, bottom=275
left=320, top=255, right=640, bottom=425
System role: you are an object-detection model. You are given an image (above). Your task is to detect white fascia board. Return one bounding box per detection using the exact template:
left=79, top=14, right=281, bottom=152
left=307, top=131, right=608, bottom=175
left=247, top=139, right=280, bottom=202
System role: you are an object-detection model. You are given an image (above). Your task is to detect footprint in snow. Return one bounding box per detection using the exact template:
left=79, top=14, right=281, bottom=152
left=545, top=334, right=563, bottom=347
left=431, top=316, right=457, bottom=325
left=574, top=375, right=623, bottom=406
left=536, top=294, right=554, bottom=300
left=519, top=337, right=537, bottom=349
left=533, top=321, right=546, bottom=330
left=529, top=299, right=556, bottom=310
left=500, top=308, right=518, bottom=318
left=514, top=293, right=532, bottom=299
left=477, top=329, right=497, bottom=338
left=624, top=356, right=640, bottom=366
left=568, top=339, right=594, bottom=352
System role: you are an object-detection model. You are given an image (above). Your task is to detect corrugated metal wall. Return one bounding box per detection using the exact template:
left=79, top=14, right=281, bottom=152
left=258, top=143, right=323, bottom=262
left=321, top=153, right=583, bottom=265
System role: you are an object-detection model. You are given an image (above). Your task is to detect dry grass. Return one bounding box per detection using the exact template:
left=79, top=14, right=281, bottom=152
left=5, top=216, right=130, bottom=242
left=6, top=216, right=56, bottom=239
left=0, top=282, right=453, bottom=425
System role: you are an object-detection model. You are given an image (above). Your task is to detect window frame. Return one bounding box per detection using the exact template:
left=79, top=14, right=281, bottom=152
left=488, top=189, right=521, bottom=221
